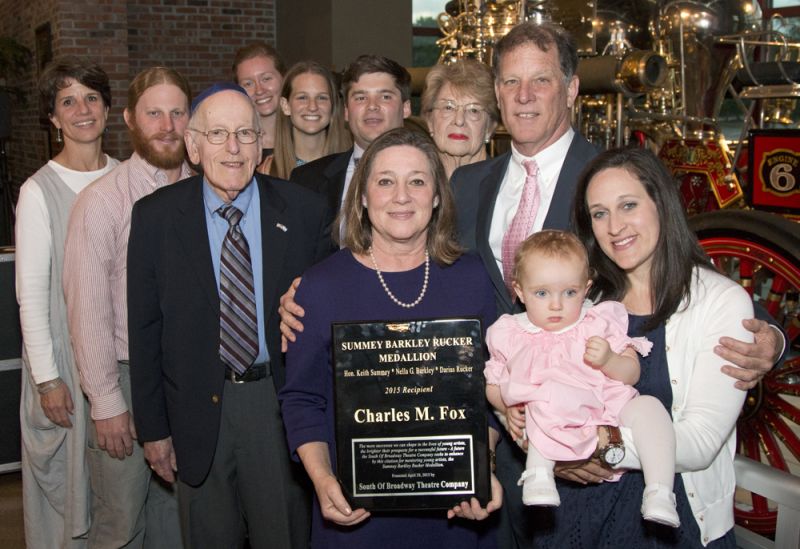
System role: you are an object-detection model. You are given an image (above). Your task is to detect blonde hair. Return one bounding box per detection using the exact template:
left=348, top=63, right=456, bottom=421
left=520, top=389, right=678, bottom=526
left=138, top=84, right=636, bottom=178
left=128, top=66, right=191, bottom=113
left=421, top=60, right=499, bottom=125
left=270, top=61, right=351, bottom=179
left=512, top=230, right=590, bottom=286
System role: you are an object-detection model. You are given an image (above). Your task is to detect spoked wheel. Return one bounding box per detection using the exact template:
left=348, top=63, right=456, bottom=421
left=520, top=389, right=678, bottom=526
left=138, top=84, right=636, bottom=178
left=690, top=210, right=800, bottom=535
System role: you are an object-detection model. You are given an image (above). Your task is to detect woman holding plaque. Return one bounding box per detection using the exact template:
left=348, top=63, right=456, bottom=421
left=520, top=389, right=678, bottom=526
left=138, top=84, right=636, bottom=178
left=279, top=127, right=502, bottom=548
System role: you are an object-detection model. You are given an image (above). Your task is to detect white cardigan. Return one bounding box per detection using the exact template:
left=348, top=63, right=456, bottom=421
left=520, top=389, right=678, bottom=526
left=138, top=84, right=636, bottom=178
left=617, top=265, right=753, bottom=546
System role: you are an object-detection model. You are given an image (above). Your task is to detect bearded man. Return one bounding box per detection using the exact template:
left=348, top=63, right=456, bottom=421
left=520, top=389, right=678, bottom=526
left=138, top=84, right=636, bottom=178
left=63, top=66, right=190, bottom=548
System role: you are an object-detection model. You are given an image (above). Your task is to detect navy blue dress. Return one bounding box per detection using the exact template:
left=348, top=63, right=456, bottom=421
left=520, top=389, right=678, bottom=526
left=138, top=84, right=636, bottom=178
left=529, top=315, right=736, bottom=548
left=280, top=250, right=499, bottom=549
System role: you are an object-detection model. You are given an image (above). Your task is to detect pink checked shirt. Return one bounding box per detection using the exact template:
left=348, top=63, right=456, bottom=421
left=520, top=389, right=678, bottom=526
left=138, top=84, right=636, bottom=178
left=63, top=152, right=192, bottom=420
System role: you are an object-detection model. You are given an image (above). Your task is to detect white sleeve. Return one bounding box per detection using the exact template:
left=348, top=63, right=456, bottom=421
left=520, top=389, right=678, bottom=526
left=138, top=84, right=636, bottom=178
left=618, top=278, right=752, bottom=472
left=15, top=178, right=59, bottom=384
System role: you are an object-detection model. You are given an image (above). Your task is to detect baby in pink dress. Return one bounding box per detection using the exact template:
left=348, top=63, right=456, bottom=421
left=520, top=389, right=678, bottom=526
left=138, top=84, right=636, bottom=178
left=485, top=230, right=679, bottom=527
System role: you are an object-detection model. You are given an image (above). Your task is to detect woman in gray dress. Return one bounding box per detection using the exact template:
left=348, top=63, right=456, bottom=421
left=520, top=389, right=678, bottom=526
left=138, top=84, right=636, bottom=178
left=15, top=56, right=118, bottom=549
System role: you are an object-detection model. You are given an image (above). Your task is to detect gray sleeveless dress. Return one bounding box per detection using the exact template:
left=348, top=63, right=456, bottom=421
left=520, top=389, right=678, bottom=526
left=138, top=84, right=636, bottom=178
left=20, top=162, right=91, bottom=548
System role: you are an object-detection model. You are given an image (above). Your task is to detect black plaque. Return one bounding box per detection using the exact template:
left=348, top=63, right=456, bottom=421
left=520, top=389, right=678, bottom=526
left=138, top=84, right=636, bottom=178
left=333, top=317, right=489, bottom=511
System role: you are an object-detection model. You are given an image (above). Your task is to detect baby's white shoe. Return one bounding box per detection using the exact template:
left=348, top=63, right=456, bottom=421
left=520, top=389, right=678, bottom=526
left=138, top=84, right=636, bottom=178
left=641, top=484, right=680, bottom=527
left=519, top=467, right=560, bottom=507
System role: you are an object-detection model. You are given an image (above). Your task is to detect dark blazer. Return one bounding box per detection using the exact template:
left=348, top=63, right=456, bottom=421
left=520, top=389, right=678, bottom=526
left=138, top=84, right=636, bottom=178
left=290, top=149, right=352, bottom=215
left=452, top=133, right=598, bottom=314
left=127, top=173, right=332, bottom=486
left=452, top=133, right=597, bottom=549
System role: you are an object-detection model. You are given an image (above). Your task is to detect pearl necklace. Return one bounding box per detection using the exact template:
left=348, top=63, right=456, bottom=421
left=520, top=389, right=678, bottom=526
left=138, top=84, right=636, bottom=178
left=368, top=247, right=430, bottom=308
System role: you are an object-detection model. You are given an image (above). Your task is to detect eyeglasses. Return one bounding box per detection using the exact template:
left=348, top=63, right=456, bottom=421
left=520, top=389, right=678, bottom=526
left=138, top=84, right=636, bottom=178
left=431, top=100, right=486, bottom=122
left=188, top=127, right=262, bottom=145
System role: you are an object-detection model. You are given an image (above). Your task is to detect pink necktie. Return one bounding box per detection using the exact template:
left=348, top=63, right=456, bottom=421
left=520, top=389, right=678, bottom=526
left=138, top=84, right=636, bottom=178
left=501, top=159, right=540, bottom=299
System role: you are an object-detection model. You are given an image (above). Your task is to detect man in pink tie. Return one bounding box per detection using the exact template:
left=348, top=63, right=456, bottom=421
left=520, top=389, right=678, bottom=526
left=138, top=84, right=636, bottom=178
left=277, top=21, right=786, bottom=549
left=448, top=24, right=600, bottom=548
left=451, top=22, right=594, bottom=313
left=449, top=21, right=786, bottom=549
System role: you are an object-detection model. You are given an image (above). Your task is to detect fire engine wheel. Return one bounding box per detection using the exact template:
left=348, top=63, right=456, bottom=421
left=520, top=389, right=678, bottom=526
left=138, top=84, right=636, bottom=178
left=690, top=209, right=800, bottom=535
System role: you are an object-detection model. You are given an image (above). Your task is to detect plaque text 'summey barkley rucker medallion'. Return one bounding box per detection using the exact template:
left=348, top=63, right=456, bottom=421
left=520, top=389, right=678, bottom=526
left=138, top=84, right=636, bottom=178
left=332, top=317, right=489, bottom=511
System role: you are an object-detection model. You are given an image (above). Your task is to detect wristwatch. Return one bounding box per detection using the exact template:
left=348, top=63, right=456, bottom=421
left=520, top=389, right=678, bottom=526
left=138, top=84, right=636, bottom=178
left=595, top=425, right=625, bottom=467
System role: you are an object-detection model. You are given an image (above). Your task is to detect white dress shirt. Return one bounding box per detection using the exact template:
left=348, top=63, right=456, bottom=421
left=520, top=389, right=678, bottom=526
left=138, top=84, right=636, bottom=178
left=341, top=143, right=365, bottom=209
left=489, top=128, right=575, bottom=279
left=339, top=144, right=365, bottom=244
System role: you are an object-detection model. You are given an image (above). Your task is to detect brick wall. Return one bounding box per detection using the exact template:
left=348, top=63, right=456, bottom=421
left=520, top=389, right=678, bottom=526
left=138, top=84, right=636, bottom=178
left=57, top=0, right=131, bottom=160
left=1, top=0, right=61, bottom=194
left=0, top=0, right=276, bottom=232
left=126, top=0, right=276, bottom=105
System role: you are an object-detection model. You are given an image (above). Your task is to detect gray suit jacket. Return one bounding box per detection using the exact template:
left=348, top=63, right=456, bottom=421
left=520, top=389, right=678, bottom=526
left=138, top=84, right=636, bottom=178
left=452, top=133, right=598, bottom=314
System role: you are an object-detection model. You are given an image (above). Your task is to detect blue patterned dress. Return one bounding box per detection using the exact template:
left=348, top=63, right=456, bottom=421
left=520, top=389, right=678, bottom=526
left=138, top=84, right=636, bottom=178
left=529, top=314, right=737, bottom=548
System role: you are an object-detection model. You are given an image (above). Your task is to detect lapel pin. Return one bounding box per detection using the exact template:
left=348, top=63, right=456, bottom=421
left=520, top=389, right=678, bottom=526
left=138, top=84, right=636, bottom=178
left=276, top=223, right=288, bottom=232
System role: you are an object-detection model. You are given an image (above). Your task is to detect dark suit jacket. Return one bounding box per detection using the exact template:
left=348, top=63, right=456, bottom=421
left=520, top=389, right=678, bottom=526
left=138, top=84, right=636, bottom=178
left=127, top=173, right=332, bottom=486
left=452, top=133, right=598, bottom=314
left=290, top=149, right=352, bottom=215
left=452, top=133, right=597, bottom=549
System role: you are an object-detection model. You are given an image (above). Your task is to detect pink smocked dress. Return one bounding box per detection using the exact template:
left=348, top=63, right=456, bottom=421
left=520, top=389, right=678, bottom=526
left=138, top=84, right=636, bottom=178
left=485, top=300, right=652, bottom=462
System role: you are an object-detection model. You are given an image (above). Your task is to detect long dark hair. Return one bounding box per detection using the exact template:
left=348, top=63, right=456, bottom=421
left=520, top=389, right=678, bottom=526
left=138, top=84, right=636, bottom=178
left=571, top=147, right=710, bottom=331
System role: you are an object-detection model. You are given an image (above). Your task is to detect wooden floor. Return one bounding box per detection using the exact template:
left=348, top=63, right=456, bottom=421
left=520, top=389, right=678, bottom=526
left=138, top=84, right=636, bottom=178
left=0, top=472, right=24, bottom=549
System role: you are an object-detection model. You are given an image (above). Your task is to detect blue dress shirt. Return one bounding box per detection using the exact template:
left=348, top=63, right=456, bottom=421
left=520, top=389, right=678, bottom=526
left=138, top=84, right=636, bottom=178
left=202, top=178, right=269, bottom=364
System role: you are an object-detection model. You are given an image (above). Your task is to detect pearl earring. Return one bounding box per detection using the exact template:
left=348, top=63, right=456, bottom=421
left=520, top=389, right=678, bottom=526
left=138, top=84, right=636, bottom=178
left=56, top=128, right=63, bottom=143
